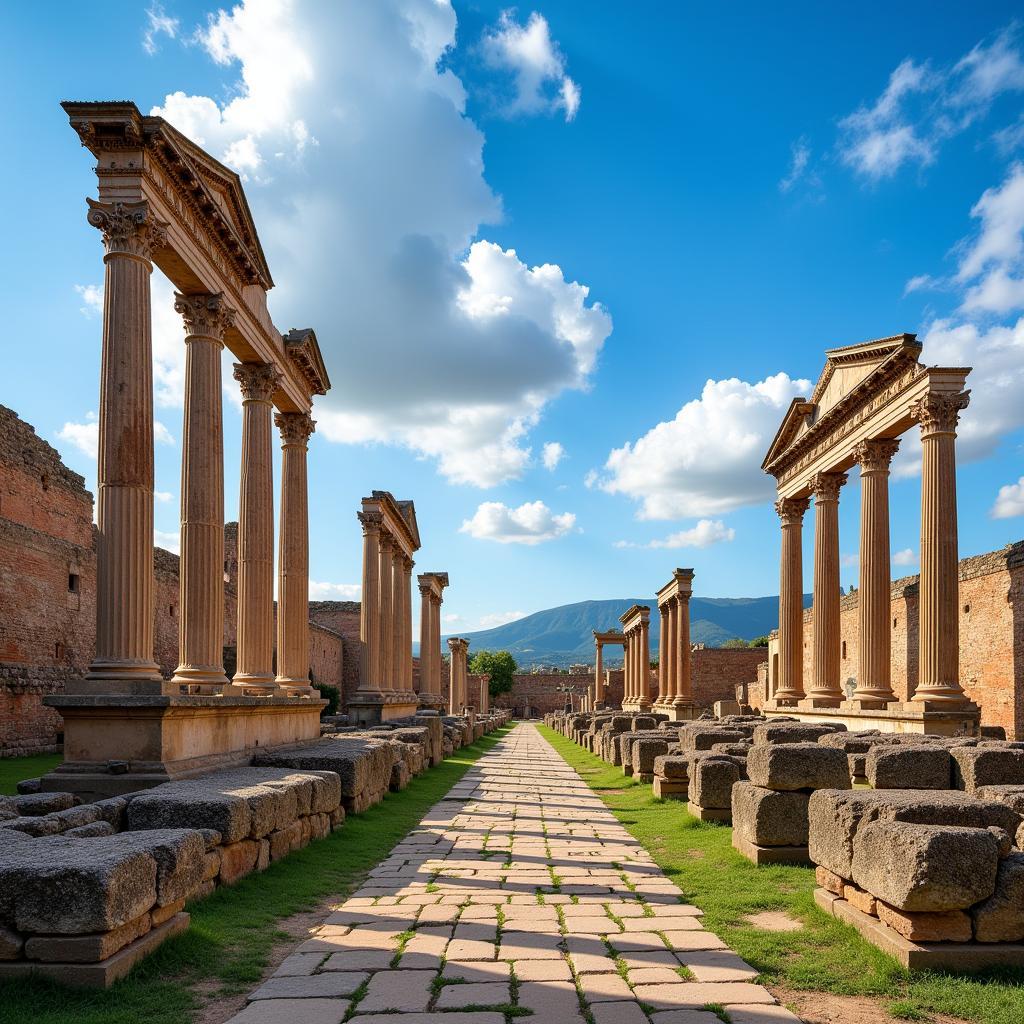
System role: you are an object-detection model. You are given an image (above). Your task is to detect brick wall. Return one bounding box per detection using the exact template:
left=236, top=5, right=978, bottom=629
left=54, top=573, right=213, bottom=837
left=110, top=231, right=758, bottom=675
left=308, top=601, right=361, bottom=704
left=691, top=647, right=766, bottom=706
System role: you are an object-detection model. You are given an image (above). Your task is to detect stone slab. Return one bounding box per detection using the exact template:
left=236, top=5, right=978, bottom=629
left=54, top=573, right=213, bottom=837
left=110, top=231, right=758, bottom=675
left=731, top=832, right=810, bottom=866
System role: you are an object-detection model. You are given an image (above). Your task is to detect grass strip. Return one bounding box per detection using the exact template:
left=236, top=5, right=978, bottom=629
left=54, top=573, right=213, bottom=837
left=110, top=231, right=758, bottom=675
left=0, top=725, right=513, bottom=1024
left=538, top=724, right=1024, bottom=1024
left=0, top=753, right=62, bottom=795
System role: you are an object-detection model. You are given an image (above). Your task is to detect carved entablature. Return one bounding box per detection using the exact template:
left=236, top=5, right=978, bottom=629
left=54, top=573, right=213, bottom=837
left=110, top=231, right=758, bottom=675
left=285, top=329, right=331, bottom=398
left=361, top=491, right=421, bottom=559
left=657, top=568, right=694, bottom=610
left=762, top=333, right=971, bottom=498
left=417, top=572, right=450, bottom=600
left=593, top=630, right=626, bottom=647
left=619, top=604, right=650, bottom=636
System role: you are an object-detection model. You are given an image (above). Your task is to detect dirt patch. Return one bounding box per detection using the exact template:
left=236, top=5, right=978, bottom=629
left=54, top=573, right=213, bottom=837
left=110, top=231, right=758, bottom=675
left=745, top=910, right=802, bottom=932
left=686, top=849, right=705, bottom=859
left=197, top=900, right=335, bottom=1024
left=773, top=987, right=970, bottom=1024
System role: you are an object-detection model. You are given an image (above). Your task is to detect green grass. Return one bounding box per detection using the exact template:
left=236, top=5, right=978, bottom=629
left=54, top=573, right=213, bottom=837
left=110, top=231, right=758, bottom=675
left=538, top=724, right=1024, bottom=1024
left=0, top=754, right=62, bottom=795
left=0, top=725, right=513, bottom=1024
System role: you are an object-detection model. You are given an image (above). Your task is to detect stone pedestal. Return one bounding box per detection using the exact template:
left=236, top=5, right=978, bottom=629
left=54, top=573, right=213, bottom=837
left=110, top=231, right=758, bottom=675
left=762, top=703, right=979, bottom=737
left=347, top=693, right=420, bottom=726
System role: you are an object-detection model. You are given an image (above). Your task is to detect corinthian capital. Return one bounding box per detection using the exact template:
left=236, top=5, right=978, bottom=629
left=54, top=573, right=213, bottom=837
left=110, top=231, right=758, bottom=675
left=774, top=495, right=810, bottom=526
left=175, top=292, right=236, bottom=341
left=854, top=437, right=900, bottom=474
left=274, top=411, right=315, bottom=449
left=233, top=362, right=280, bottom=403
left=358, top=510, right=383, bottom=536
left=810, top=471, right=848, bottom=503
left=86, top=198, right=168, bottom=261
left=911, top=391, right=971, bottom=437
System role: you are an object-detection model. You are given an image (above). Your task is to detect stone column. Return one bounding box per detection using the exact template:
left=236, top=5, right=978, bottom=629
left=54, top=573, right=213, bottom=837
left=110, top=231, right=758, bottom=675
left=448, top=638, right=460, bottom=714
left=656, top=605, right=670, bottom=707
left=227, top=362, right=279, bottom=692
left=380, top=536, right=396, bottom=691
left=851, top=439, right=900, bottom=706
left=638, top=618, right=651, bottom=711
left=774, top=496, right=810, bottom=704
left=674, top=573, right=695, bottom=708
left=622, top=633, right=632, bottom=704
left=171, top=294, right=234, bottom=690
left=359, top=512, right=383, bottom=690
left=419, top=580, right=434, bottom=698
left=430, top=596, right=442, bottom=698
left=479, top=676, right=490, bottom=715
left=400, top=554, right=414, bottom=693
left=594, top=642, right=604, bottom=708
left=666, top=599, right=679, bottom=704
left=274, top=412, right=315, bottom=695
left=912, top=392, right=971, bottom=705
left=805, top=472, right=847, bottom=708
left=82, top=200, right=167, bottom=694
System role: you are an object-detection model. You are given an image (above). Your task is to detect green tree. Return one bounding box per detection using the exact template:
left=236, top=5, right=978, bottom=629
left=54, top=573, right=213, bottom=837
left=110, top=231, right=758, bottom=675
left=748, top=635, right=771, bottom=648
left=468, top=649, right=518, bottom=697
left=721, top=637, right=749, bottom=649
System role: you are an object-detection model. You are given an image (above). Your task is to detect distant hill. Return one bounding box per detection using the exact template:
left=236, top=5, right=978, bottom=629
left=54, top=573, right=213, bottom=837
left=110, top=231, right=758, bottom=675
left=442, top=594, right=811, bottom=669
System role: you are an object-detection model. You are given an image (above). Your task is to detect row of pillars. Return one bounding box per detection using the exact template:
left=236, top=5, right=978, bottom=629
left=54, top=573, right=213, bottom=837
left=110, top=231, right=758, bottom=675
left=82, top=200, right=314, bottom=698
left=622, top=612, right=652, bottom=710
left=417, top=575, right=448, bottom=706
left=655, top=576, right=694, bottom=711
left=774, top=392, right=972, bottom=708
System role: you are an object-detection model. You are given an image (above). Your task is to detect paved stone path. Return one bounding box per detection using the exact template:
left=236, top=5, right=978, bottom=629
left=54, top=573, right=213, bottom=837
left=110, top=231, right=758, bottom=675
left=226, top=723, right=799, bottom=1024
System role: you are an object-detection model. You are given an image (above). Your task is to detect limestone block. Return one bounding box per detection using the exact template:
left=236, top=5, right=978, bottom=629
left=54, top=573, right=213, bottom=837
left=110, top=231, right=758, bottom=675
left=951, top=747, right=1024, bottom=793
left=848, top=754, right=867, bottom=779
left=988, top=826, right=1013, bottom=858
left=807, top=789, right=1022, bottom=880
left=0, top=925, right=23, bottom=960
left=93, top=797, right=128, bottom=830
left=151, top=898, right=185, bottom=927
left=815, top=865, right=845, bottom=895
left=0, top=797, right=17, bottom=821
left=842, top=883, right=877, bottom=916
left=12, top=793, right=75, bottom=816
left=652, top=756, right=689, bottom=780
left=218, top=839, right=260, bottom=885
left=751, top=722, right=846, bottom=745
left=634, top=739, right=670, bottom=774
left=0, top=816, right=61, bottom=837
left=390, top=761, right=410, bottom=792
left=198, top=829, right=222, bottom=850
left=689, top=757, right=740, bottom=810
left=818, top=732, right=885, bottom=754
left=116, top=830, right=206, bottom=906
left=128, top=784, right=250, bottom=843
left=202, top=851, right=221, bottom=880
left=329, top=807, right=345, bottom=830
left=971, top=852, right=1024, bottom=942
left=710, top=742, right=751, bottom=757
left=65, top=821, right=116, bottom=838
left=875, top=902, right=973, bottom=942
left=48, top=805, right=102, bottom=833
left=257, top=839, right=271, bottom=872
left=851, top=821, right=999, bottom=912
left=865, top=745, right=952, bottom=790
left=680, top=726, right=748, bottom=751
left=732, top=782, right=809, bottom=847
left=24, top=911, right=152, bottom=963
left=747, top=743, right=850, bottom=792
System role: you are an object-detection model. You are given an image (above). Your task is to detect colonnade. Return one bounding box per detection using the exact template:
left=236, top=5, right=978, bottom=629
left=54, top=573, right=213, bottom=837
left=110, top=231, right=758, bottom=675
left=592, top=631, right=625, bottom=709
left=81, top=201, right=319, bottom=699
left=447, top=638, right=469, bottom=714
left=620, top=605, right=651, bottom=711
left=773, top=393, right=972, bottom=709
left=417, top=573, right=449, bottom=709
left=655, top=569, right=694, bottom=719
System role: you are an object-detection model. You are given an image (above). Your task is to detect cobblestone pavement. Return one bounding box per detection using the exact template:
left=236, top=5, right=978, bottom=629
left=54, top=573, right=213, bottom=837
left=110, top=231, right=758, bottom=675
left=226, top=723, right=800, bottom=1024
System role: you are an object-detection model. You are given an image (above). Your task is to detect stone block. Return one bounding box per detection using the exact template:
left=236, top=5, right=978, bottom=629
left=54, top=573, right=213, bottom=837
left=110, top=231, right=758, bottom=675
left=851, top=821, right=999, bottom=912
left=866, top=746, right=952, bottom=790
left=815, top=865, right=846, bottom=895
left=689, top=756, right=740, bottom=810
left=875, top=902, right=972, bottom=942
left=652, top=777, right=688, bottom=800
left=752, top=722, right=845, bottom=745
left=680, top=725, right=748, bottom=751
left=951, top=747, right=1024, bottom=793
left=12, top=792, right=75, bottom=816
left=218, top=839, right=260, bottom=885
left=971, top=852, right=1024, bottom=942
left=202, top=850, right=221, bottom=880
left=652, top=755, right=690, bottom=780
left=0, top=925, right=23, bottom=960
left=747, top=743, right=850, bottom=792
left=818, top=732, right=884, bottom=754
left=66, top=821, right=116, bottom=838
left=731, top=782, right=809, bottom=847
left=634, top=738, right=670, bottom=774
left=24, top=911, right=152, bottom=963
left=116, top=830, right=206, bottom=906
left=842, top=883, right=877, bottom=916
left=976, top=784, right=1024, bottom=817
left=807, top=789, right=1022, bottom=880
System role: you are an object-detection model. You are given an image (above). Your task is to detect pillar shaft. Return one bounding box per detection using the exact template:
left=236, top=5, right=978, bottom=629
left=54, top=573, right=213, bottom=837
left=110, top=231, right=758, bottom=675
left=657, top=606, right=669, bottom=704
left=807, top=472, right=847, bottom=706
left=84, top=200, right=166, bottom=692
left=172, top=294, right=234, bottom=689
left=275, top=412, right=315, bottom=691
left=399, top=555, right=414, bottom=693
left=594, top=643, right=604, bottom=707
left=419, top=584, right=433, bottom=697
left=677, top=594, right=692, bottom=702
left=359, top=514, right=383, bottom=690
left=379, top=536, right=394, bottom=690
left=666, top=599, right=679, bottom=701
left=913, top=392, right=970, bottom=704
left=774, top=496, right=809, bottom=702
left=638, top=619, right=651, bottom=709
left=853, top=439, right=900, bottom=704
left=230, top=362, right=278, bottom=690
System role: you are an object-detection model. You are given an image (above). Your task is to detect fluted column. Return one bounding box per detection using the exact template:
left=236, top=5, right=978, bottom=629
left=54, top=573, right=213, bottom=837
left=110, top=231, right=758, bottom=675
left=912, top=392, right=971, bottom=705
left=623, top=633, right=632, bottom=704
left=83, top=200, right=167, bottom=694
left=805, top=472, right=847, bottom=707
left=774, top=496, right=810, bottom=703
left=379, top=535, right=395, bottom=691
left=228, top=362, right=279, bottom=692
left=359, top=512, right=383, bottom=690
left=419, top=581, right=433, bottom=698
left=447, top=638, right=459, bottom=714
left=638, top=618, right=651, bottom=710
left=674, top=572, right=695, bottom=707
left=852, top=439, right=900, bottom=706
left=430, top=596, right=442, bottom=697
left=666, top=599, right=679, bottom=703
left=172, top=294, right=234, bottom=690
left=594, top=642, right=604, bottom=708
left=275, top=412, right=315, bottom=694
left=400, top=554, right=414, bottom=693
left=656, top=605, right=670, bottom=706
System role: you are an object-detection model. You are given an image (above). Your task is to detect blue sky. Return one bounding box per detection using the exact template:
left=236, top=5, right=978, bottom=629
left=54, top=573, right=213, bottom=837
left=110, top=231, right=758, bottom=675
left=3, top=2, right=1023, bottom=635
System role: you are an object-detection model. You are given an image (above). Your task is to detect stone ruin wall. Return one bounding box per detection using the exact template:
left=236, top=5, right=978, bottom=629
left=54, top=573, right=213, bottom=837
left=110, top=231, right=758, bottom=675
left=307, top=601, right=361, bottom=702
left=691, top=647, right=766, bottom=707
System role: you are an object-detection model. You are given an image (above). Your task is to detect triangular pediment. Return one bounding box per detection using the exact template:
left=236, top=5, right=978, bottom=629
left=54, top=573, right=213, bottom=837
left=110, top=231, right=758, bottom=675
left=812, top=334, right=920, bottom=417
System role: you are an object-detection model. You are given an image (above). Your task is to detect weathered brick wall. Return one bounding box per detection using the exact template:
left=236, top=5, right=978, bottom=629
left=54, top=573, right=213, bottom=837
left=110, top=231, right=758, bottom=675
left=794, top=543, right=1024, bottom=738
left=308, top=601, right=362, bottom=704
left=309, top=624, right=344, bottom=695
left=691, top=647, right=766, bottom=706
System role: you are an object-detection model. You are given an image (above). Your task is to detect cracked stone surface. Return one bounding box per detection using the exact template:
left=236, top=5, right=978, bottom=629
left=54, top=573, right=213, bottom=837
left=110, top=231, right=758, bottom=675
left=225, top=723, right=799, bottom=1023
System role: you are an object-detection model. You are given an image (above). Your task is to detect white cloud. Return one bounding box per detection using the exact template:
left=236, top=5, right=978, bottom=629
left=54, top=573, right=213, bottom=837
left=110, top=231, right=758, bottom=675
left=779, top=136, right=817, bottom=194
left=481, top=10, right=580, bottom=122
left=143, top=3, right=178, bottom=55
left=478, top=610, right=526, bottom=629
left=151, top=1, right=609, bottom=488
left=154, top=420, right=176, bottom=446
left=904, top=274, right=936, bottom=296
left=992, top=476, right=1024, bottom=518
left=893, top=548, right=917, bottom=566
left=154, top=529, right=180, bottom=554
left=618, top=519, right=736, bottom=550
left=57, top=413, right=98, bottom=460
left=155, top=490, right=174, bottom=503
left=840, top=553, right=858, bottom=568
left=74, top=284, right=102, bottom=318
left=541, top=441, right=565, bottom=471
left=994, top=114, right=1024, bottom=155
left=595, top=372, right=811, bottom=519
left=442, top=612, right=463, bottom=625
left=309, top=580, right=362, bottom=600
left=460, top=500, right=576, bottom=544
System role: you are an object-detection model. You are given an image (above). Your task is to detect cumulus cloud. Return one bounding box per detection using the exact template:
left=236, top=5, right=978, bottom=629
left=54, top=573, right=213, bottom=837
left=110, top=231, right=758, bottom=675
left=893, top=548, right=917, bottom=566
left=309, top=580, right=362, bottom=600
left=595, top=373, right=811, bottom=519
left=155, top=490, right=174, bottom=503
left=779, top=136, right=820, bottom=195
left=154, top=420, right=176, bottom=446
left=991, top=476, right=1024, bottom=518
left=154, top=528, right=180, bottom=554
left=460, top=500, right=576, bottom=544
left=904, top=273, right=936, bottom=296
left=617, top=519, right=736, bottom=550
left=481, top=10, right=580, bottom=121
left=541, top=441, right=565, bottom=471
left=57, top=413, right=98, bottom=460
left=478, top=610, right=526, bottom=629
left=74, top=284, right=102, bottom=318
left=151, top=1, right=607, bottom=487
left=143, top=3, right=178, bottom=55
left=838, top=27, right=1024, bottom=181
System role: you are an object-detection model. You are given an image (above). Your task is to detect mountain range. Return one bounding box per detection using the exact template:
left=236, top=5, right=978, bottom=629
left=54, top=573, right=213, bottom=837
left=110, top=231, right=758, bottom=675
left=440, top=594, right=811, bottom=668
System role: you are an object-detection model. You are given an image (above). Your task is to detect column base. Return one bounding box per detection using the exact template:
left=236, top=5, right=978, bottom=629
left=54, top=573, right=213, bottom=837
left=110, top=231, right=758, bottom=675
left=171, top=666, right=229, bottom=689
left=843, top=696, right=896, bottom=711
left=763, top=700, right=980, bottom=736
left=70, top=676, right=177, bottom=697
left=418, top=694, right=446, bottom=712
left=798, top=694, right=844, bottom=710
left=764, top=697, right=802, bottom=710
left=347, top=689, right=420, bottom=725
left=664, top=701, right=701, bottom=722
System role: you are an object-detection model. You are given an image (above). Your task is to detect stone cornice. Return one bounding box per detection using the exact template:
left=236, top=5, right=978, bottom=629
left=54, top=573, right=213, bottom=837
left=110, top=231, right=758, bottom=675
left=619, top=604, right=650, bottom=630
left=657, top=568, right=694, bottom=606
left=363, top=490, right=421, bottom=555
left=593, top=629, right=625, bottom=645
left=284, top=328, right=331, bottom=398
